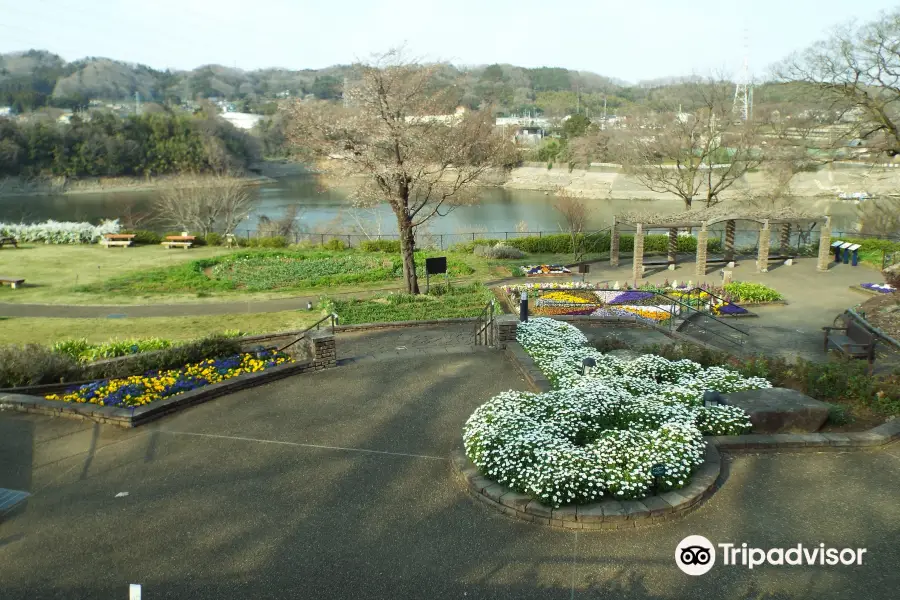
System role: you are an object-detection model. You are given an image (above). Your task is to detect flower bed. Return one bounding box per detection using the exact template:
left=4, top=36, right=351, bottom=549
left=44, top=349, right=293, bottom=407
left=861, top=282, right=895, bottom=294
left=520, top=265, right=572, bottom=276
left=463, top=318, right=765, bottom=507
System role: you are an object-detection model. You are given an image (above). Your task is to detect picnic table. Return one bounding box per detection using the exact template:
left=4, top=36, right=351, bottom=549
left=101, top=233, right=136, bottom=248
left=0, top=236, right=17, bottom=248
left=161, top=235, right=195, bottom=249
left=0, top=276, right=25, bottom=289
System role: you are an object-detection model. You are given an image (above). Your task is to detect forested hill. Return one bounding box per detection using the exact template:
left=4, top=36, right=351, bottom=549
left=1, top=49, right=769, bottom=117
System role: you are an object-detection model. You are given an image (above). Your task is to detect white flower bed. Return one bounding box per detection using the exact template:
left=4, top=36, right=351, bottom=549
left=463, top=318, right=765, bottom=507
left=0, top=220, right=120, bottom=244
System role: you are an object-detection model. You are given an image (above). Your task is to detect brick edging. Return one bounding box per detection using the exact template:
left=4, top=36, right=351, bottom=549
left=0, top=357, right=335, bottom=428
left=452, top=442, right=722, bottom=530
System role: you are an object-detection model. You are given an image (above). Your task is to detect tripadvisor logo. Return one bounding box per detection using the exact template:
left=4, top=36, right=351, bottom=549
left=675, top=536, right=867, bottom=576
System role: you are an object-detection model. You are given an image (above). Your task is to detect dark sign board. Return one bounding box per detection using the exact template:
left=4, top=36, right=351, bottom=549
left=425, top=256, right=447, bottom=275
left=578, top=263, right=590, bottom=274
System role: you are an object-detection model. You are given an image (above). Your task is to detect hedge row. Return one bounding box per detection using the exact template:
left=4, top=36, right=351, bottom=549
left=450, top=232, right=723, bottom=255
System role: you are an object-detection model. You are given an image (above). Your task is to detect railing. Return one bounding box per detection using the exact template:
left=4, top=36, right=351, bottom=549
left=277, top=313, right=339, bottom=353
left=474, top=299, right=496, bottom=346
left=883, top=250, right=900, bottom=271
left=660, top=292, right=749, bottom=348
left=672, top=287, right=754, bottom=317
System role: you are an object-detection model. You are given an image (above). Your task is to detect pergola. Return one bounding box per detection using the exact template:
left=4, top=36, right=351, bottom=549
left=609, top=206, right=833, bottom=282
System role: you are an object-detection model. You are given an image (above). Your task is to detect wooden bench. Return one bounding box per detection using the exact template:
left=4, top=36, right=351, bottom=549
left=0, top=237, right=17, bottom=248
left=161, top=235, right=195, bottom=249
left=823, top=317, right=877, bottom=371
left=101, top=233, right=135, bottom=248
left=0, top=276, right=25, bottom=289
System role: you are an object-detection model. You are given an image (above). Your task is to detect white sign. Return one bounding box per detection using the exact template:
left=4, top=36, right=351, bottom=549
left=129, top=584, right=141, bottom=600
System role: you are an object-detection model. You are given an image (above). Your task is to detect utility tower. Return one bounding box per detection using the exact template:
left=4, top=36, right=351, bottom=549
left=733, top=29, right=753, bottom=121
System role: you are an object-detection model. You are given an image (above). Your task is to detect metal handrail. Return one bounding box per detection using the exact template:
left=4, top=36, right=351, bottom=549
left=660, top=292, right=749, bottom=339
left=674, top=287, right=752, bottom=316
left=474, top=299, right=495, bottom=345
left=277, top=313, right=339, bottom=353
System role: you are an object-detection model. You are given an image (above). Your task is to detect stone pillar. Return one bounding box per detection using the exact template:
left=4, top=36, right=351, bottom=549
left=632, top=223, right=644, bottom=284
left=610, top=218, right=620, bottom=267
left=724, top=219, right=736, bottom=262
left=780, top=223, right=792, bottom=256
left=757, top=220, right=771, bottom=273
left=695, top=222, right=708, bottom=279
left=817, top=216, right=832, bottom=272
left=668, top=227, right=678, bottom=265
left=308, top=330, right=336, bottom=369
left=494, top=314, right=519, bottom=349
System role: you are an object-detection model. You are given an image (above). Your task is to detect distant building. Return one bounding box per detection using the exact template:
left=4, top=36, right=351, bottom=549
left=495, top=115, right=551, bottom=145
left=0, top=106, right=11, bottom=117
left=219, top=112, right=264, bottom=130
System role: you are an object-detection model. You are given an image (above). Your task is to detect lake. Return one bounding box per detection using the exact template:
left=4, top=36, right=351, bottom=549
left=0, top=174, right=863, bottom=248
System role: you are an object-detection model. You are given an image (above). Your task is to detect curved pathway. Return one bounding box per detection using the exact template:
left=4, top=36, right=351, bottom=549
left=1, top=351, right=898, bottom=599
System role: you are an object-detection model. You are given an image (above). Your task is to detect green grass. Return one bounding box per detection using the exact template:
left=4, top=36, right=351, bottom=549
left=0, top=311, right=322, bottom=346
left=326, top=283, right=497, bottom=324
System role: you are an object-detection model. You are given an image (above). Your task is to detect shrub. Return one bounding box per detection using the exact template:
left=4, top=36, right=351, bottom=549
left=825, top=403, right=851, bottom=426
left=0, top=219, right=120, bottom=244
left=0, top=344, right=83, bottom=388
left=453, top=231, right=720, bottom=256
left=204, top=232, right=223, bottom=246
left=85, top=335, right=243, bottom=380
left=52, top=338, right=173, bottom=363
left=322, top=238, right=348, bottom=251
left=360, top=239, right=401, bottom=252
left=124, top=230, right=162, bottom=245
left=473, top=243, right=527, bottom=259
left=723, top=282, right=783, bottom=303
left=239, top=236, right=288, bottom=248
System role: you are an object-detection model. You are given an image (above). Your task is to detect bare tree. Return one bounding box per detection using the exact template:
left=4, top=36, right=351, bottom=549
left=284, top=50, right=516, bottom=293
left=614, top=80, right=763, bottom=210
left=857, top=197, right=900, bottom=236
left=154, top=175, right=254, bottom=236
left=118, top=199, right=155, bottom=231
left=554, top=188, right=589, bottom=262
left=256, top=204, right=303, bottom=239
left=776, top=10, right=900, bottom=157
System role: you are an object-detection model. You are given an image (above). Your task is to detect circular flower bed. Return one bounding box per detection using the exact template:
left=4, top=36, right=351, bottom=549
left=463, top=318, right=765, bottom=507
left=45, top=349, right=293, bottom=407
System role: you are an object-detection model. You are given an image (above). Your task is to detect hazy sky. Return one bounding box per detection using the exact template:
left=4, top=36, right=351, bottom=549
left=0, top=0, right=896, bottom=81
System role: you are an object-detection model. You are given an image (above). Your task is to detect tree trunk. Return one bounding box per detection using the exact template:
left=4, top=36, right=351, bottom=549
left=398, top=214, right=420, bottom=294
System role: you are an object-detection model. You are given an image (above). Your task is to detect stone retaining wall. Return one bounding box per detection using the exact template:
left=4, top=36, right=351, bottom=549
left=452, top=443, right=723, bottom=530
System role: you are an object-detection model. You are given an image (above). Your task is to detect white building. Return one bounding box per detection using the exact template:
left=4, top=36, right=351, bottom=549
left=0, top=106, right=11, bottom=117
left=219, top=112, right=264, bottom=130
left=405, top=105, right=467, bottom=125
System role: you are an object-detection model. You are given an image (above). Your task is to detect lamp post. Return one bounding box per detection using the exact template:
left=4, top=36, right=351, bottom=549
left=703, top=390, right=722, bottom=408
left=519, top=291, right=529, bottom=322
left=306, top=301, right=313, bottom=311
left=582, top=357, right=597, bottom=376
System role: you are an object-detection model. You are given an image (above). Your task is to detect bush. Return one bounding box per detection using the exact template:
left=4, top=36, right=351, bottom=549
left=84, top=335, right=243, bottom=381
left=239, top=235, right=288, bottom=248
left=825, top=403, right=851, bottom=426
left=473, top=243, right=527, bottom=259
left=204, top=232, right=223, bottom=246
left=52, top=337, right=173, bottom=363
left=322, top=238, right=348, bottom=251
left=452, top=231, right=721, bottom=256
left=723, top=282, right=784, bottom=303
left=0, top=344, right=83, bottom=388
left=124, top=230, right=162, bottom=245
left=360, top=239, right=401, bottom=252
left=0, top=219, right=120, bottom=244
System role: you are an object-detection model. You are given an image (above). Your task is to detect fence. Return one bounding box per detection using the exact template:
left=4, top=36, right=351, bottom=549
left=218, top=226, right=900, bottom=252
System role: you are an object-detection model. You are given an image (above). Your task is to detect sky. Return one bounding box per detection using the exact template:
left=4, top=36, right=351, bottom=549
left=0, top=0, right=897, bottom=82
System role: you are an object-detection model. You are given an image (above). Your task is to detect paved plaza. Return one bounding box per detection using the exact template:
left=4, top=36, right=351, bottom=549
left=1, top=350, right=898, bottom=599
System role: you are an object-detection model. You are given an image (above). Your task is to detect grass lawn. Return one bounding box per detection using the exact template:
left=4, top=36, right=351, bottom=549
left=0, top=243, right=612, bottom=306
left=326, top=283, right=498, bottom=324
left=0, top=244, right=233, bottom=304
left=0, top=310, right=322, bottom=346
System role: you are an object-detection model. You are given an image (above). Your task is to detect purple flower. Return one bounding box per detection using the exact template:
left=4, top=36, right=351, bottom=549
left=717, top=303, right=749, bottom=315
left=861, top=282, right=895, bottom=294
